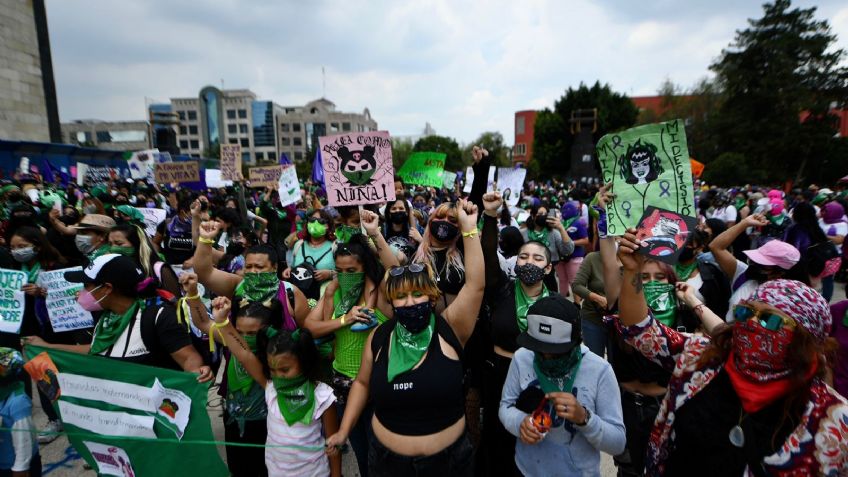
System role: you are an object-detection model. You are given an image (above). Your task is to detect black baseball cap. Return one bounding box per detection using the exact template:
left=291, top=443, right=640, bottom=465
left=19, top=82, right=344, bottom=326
left=516, top=294, right=582, bottom=354
left=64, top=254, right=144, bottom=296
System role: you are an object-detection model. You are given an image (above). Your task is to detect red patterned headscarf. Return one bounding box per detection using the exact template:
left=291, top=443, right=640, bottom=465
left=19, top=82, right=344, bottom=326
left=750, top=279, right=831, bottom=343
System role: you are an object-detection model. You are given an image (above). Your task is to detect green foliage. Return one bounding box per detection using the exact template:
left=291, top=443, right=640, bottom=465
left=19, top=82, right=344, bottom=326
left=413, top=135, right=463, bottom=171
left=295, top=160, right=312, bottom=183
left=701, top=152, right=766, bottom=186
left=461, top=131, right=511, bottom=167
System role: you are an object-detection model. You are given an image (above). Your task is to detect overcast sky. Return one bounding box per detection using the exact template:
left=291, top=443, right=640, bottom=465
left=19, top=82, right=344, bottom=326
left=47, top=0, right=848, bottom=144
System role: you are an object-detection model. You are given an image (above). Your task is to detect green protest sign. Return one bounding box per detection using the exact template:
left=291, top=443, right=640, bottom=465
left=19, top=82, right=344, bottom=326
left=23, top=346, right=228, bottom=477
left=595, top=119, right=695, bottom=235
left=397, top=152, right=446, bottom=187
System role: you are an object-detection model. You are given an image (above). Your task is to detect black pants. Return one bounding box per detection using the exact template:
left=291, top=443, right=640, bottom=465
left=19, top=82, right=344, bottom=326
left=223, top=412, right=268, bottom=477
left=615, top=389, right=662, bottom=477
left=0, top=454, right=41, bottom=477
left=479, top=353, right=520, bottom=477
left=368, top=432, right=474, bottom=477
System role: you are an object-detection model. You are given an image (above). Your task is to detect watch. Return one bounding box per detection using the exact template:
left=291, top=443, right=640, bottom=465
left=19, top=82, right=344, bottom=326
left=576, top=407, right=591, bottom=427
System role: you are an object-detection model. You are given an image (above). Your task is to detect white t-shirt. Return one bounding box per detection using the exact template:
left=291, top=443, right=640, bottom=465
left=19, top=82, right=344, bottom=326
left=820, top=221, right=848, bottom=253
left=709, top=205, right=738, bottom=224
left=725, top=261, right=758, bottom=322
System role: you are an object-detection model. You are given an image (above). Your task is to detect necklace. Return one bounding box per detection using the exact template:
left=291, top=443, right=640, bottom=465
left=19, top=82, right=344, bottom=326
left=728, top=408, right=747, bottom=447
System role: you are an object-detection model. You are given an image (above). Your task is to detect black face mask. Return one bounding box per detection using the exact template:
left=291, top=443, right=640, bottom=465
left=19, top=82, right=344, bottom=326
left=535, top=215, right=548, bottom=228
left=226, top=242, right=246, bottom=256
left=746, top=263, right=768, bottom=283
left=515, top=263, right=546, bottom=285
left=389, top=211, right=408, bottom=225
left=431, top=220, right=459, bottom=241
left=59, top=213, right=79, bottom=226
left=678, top=247, right=696, bottom=263
left=394, top=301, right=433, bottom=334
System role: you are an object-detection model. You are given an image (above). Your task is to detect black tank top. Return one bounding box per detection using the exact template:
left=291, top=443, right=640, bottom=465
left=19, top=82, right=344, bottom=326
left=490, top=281, right=521, bottom=352
left=370, top=316, right=465, bottom=436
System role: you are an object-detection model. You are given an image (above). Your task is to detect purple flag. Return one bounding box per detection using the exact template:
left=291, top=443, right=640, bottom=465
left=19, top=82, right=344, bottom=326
left=311, top=148, right=325, bottom=188
left=279, top=152, right=291, bottom=165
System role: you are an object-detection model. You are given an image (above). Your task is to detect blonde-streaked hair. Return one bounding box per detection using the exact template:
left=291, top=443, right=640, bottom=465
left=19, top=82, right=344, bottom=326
left=413, top=202, right=464, bottom=276
left=383, top=263, right=442, bottom=302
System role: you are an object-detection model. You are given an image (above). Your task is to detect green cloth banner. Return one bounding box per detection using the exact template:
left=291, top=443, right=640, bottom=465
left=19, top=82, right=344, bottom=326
left=397, top=152, right=446, bottom=187
left=23, top=346, right=228, bottom=477
left=596, top=119, right=695, bottom=236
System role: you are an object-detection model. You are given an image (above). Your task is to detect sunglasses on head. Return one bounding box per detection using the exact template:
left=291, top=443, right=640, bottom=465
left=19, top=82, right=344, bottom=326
left=389, top=263, right=426, bottom=277
left=733, top=303, right=796, bottom=332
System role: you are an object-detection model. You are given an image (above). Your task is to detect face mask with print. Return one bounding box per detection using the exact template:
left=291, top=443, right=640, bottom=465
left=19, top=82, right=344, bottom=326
left=393, top=301, right=433, bottom=334
left=430, top=220, right=459, bottom=242
left=11, top=247, right=36, bottom=264
left=335, top=224, right=360, bottom=244
left=307, top=221, right=328, bottom=238
left=514, top=263, right=545, bottom=285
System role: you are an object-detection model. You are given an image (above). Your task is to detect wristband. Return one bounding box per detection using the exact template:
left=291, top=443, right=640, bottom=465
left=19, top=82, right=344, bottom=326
left=209, top=318, right=230, bottom=352
left=461, top=228, right=479, bottom=238
left=340, top=315, right=346, bottom=325
left=576, top=407, right=591, bottom=427
left=185, top=293, right=201, bottom=300
left=198, top=237, right=216, bottom=245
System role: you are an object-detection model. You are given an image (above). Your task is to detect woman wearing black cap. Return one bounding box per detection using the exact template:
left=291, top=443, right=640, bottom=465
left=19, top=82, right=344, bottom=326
left=23, top=254, right=213, bottom=381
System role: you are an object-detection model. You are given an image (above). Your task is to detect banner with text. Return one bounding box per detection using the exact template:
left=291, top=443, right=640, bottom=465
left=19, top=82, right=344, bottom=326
left=397, top=152, right=446, bottom=187
left=220, top=144, right=243, bottom=181
left=319, top=131, right=396, bottom=207
left=154, top=161, right=200, bottom=183
left=23, top=347, right=228, bottom=477
left=37, top=267, right=93, bottom=332
left=596, top=119, right=695, bottom=235
left=249, top=165, right=283, bottom=188
left=0, top=269, right=26, bottom=333
left=127, top=149, right=159, bottom=180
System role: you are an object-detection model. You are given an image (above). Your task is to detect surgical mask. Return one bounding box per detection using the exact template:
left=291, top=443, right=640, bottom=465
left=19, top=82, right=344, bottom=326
left=77, top=285, right=108, bottom=312
left=393, top=301, right=433, bottom=334
left=75, top=234, right=96, bottom=255
left=514, top=263, right=545, bottom=285
left=307, top=221, right=328, bottom=238
left=430, top=220, right=458, bottom=242
left=11, top=247, right=36, bottom=263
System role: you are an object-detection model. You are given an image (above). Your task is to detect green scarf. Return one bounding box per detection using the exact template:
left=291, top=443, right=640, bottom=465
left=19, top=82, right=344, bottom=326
left=561, top=216, right=578, bottom=231
left=334, top=272, right=364, bottom=317
left=643, top=281, right=677, bottom=327
left=89, top=245, right=111, bottom=260
left=227, top=335, right=258, bottom=395
left=527, top=228, right=550, bottom=248
left=769, top=213, right=787, bottom=226
left=387, top=314, right=435, bottom=382
left=514, top=280, right=549, bottom=333
left=335, top=225, right=360, bottom=244
left=734, top=197, right=746, bottom=211
left=674, top=260, right=699, bottom=281
left=21, top=262, right=40, bottom=285
left=272, top=375, right=316, bottom=426
left=533, top=348, right=583, bottom=394
left=238, top=272, right=279, bottom=304
left=109, top=245, right=136, bottom=258
left=90, top=299, right=143, bottom=355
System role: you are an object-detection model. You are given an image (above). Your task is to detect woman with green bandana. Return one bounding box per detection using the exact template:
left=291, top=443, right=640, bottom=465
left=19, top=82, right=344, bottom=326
left=108, top=223, right=181, bottom=298
left=521, top=203, right=574, bottom=293
left=326, top=198, right=484, bottom=476
left=207, top=295, right=341, bottom=477
left=283, top=209, right=336, bottom=300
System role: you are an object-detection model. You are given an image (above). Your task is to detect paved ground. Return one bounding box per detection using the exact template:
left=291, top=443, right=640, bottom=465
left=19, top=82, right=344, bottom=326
left=33, top=283, right=848, bottom=476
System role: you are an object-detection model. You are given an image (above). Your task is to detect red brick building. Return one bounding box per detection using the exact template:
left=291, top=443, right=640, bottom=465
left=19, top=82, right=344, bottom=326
left=512, top=110, right=536, bottom=166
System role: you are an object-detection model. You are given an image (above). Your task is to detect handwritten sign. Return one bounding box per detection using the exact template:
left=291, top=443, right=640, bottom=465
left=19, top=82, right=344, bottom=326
left=319, top=131, right=396, bottom=207
left=249, top=166, right=283, bottom=188
left=497, top=167, right=527, bottom=206
left=596, top=119, right=695, bottom=236
left=442, top=171, right=457, bottom=190
left=397, top=152, right=446, bottom=187
left=277, top=165, right=300, bottom=207
left=0, top=269, right=26, bottom=333
left=463, top=166, right=495, bottom=193
left=38, top=267, right=94, bottom=332
left=220, top=144, right=242, bottom=181
left=128, top=149, right=158, bottom=180
left=154, top=162, right=200, bottom=183
left=135, top=208, right=167, bottom=237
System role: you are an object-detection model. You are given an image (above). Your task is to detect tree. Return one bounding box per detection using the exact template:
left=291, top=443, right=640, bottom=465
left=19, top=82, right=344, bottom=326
left=391, top=138, right=414, bottom=171
left=461, top=132, right=511, bottom=167
left=710, top=0, right=848, bottom=184
left=534, top=81, right=639, bottom=177
left=413, top=135, right=463, bottom=171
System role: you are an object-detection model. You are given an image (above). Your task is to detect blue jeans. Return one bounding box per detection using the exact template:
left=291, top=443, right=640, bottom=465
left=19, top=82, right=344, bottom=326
left=582, top=318, right=609, bottom=358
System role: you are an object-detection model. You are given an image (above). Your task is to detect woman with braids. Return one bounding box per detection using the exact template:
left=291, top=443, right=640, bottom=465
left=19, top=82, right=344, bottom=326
left=613, top=226, right=847, bottom=476
left=108, top=223, right=182, bottom=298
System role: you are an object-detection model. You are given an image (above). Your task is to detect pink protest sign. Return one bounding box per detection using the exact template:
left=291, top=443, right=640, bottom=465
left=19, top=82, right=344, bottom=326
left=319, top=131, right=396, bottom=207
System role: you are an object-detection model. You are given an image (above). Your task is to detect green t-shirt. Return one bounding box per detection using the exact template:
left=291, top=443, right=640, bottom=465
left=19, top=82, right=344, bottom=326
left=331, top=303, right=388, bottom=378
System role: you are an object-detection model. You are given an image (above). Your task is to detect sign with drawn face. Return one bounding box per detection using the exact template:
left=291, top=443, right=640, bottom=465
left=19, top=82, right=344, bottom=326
left=596, top=119, right=695, bottom=236
left=634, top=206, right=697, bottom=264
left=319, top=131, right=396, bottom=207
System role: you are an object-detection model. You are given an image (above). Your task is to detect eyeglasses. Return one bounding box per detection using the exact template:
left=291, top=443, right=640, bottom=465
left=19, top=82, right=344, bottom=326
left=389, top=263, right=426, bottom=277
left=732, top=303, right=796, bottom=332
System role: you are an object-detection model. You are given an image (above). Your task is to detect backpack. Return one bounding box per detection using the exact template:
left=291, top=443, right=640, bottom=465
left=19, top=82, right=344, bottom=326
left=290, top=240, right=333, bottom=300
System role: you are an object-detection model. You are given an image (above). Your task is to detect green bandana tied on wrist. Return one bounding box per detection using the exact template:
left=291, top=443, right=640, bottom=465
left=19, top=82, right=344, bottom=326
left=238, top=272, right=280, bottom=304
left=227, top=335, right=258, bottom=395
left=272, top=375, right=316, bottom=426
left=527, top=228, right=550, bottom=248
left=514, top=281, right=549, bottom=332
left=674, top=260, right=699, bottom=281
left=90, top=299, right=144, bottom=355
left=334, top=272, right=364, bottom=317
left=643, top=281, right=677, bottom=327
left=387, top=314, right=435, bottom=382
left=533, top=348, right=583, bottom=394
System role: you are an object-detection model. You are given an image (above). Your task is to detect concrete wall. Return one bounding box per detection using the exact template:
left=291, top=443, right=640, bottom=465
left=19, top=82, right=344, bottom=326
left=0, top=0, right=50, bottom=142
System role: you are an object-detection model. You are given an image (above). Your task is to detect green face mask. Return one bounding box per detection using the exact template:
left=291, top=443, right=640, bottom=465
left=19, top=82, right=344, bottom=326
left=533, top=348, right=583, bottom=393
left=242, top=334, right=258, bottom=352
left=241, top=272, right=279, bottom=303
left=109, top=245, right=136, bottom=257
left=335, top=224, right=360, bottom=244
left=643, top=281, right=677, bottom=327
left=307, top=221, right=328, bottom=238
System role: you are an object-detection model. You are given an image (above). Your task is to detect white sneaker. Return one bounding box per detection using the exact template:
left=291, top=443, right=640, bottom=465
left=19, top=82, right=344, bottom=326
left=37, top=420, right=62, bottom=444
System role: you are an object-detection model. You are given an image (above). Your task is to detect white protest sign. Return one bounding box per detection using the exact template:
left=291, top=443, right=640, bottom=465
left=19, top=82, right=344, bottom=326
left=83, top=441, right=136, bottom=477
left=76, top=163, right=89, bottom=186
left=442, top=171, right=457, bottom=190
left=463, top=166, right=495, bottom=193
left=135, top=208, right=167, bottom=237
left=127, top=149, right=158, bottom=180
left=38, top=267, right=93, bottom=332
left=497, top=167, right=527, bottom=206
left=205, top=169, right=232, bottom=189
left=277, top=165, right=300, bottom=207
left=0, top=269, right=26, bottom=333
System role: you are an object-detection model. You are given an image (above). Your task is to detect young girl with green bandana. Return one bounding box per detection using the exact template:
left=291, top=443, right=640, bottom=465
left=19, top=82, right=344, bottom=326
left=209, top=296, right=341, bottom=477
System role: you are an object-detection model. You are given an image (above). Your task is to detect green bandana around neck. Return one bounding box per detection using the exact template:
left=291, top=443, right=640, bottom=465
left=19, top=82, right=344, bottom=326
left=387, top=314, right=435, bottom=382
left=643, top=281, right=677, bottom=327
left=335, top=224, right=360, bottom=244
left=769, top=213, right=786, bottom=226
left=89, top=245, right=111, bottom=260
left=90, top=299, right=143, bottom=355
left=514, top=280, right=549, bottom=333
left=239, top=272, right=280, bottom=304
left=334, top=271, right=364, bottom=317
left=21, top=262, right=40, bottom=284
left=674, top=260, right=699, bottom=281
left=561, top=216, right=578, bottom=231
left=109, top=245, right=136, bottom=258
left=272, top=375, right=316, bottom=426
left=227, top=335, right=259, bottom=395
left=533, top=348, right=583, bottom=394
left=527, top=228, right=550, bottom=248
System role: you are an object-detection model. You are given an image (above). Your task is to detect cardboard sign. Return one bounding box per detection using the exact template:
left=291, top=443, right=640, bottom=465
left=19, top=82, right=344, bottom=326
left=319, top=131, right=396, bottom=207
left=220, top=144, right=242, bottom=181
left=497, top=167, right=527, bottom=206
left=135, top=208, right=167, bottom=237
left=596, top=119, right=695, bottom=236
left=249, top=166, right=283, bottom=188
left=397, top=152, right=446, bottom=187
left=0, top=269, right=26, bottom=333
left=38, top=267, right=94, bottom=332
left=154, top=162, right=200, bottom=183
left=634, top=206, right=698, bottom=264
left=277, top=165, right=300, bottom=207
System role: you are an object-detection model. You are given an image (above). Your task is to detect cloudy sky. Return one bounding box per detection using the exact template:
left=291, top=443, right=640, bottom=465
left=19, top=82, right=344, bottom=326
left=47, top=0, right=848, bottom=144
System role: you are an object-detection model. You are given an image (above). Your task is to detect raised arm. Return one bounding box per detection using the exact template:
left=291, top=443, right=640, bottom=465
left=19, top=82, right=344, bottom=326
left=361, top=209, right=400, bottom=269
left=179, top=272, right=214, bottom=336
left=481, top=192, right=505, bottom=290
left=468, top=146, right=492, bottom=211
left=594, top=184, right=622, bottom=305
left=709, top=213, right=768, bottom=279
left=676, top=282, right=725, bottom=336
left=210, top=296, right=268, bottom=387
left=190, top=197, right=206, bottom=247
left=192, top=220, right=241, bottom=298
left=616, top=228, right=648, bottom=326
left=443, top=199, right=483, bottom=346
left=47, top=208, right=76, bottom=236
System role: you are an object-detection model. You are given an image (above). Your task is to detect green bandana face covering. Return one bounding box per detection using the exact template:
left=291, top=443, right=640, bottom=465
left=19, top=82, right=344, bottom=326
left=643, top=281, right=677, bottom=327
left=227, top=334, right=260, bottom=396
left=335, top=224, right=360, bottom=244
left=90, top=299, right=143, bottom=355
left=387, top=313, right=435, bottom=382
left=334, top=271, right=364, bottom=316
left=272, top=375, right=316, bottom=426
left=307, top=221, right=327, bottom=238
left=109, top=245, right=136, bottom=258
left=240, top=272, right=279, bottom=303
left=514, top=281, right=549, bottom=332
left=533, top=348, right=583, bottom=394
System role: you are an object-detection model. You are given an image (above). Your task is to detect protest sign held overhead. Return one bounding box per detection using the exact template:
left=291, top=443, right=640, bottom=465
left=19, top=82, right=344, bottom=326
left=154, top=161, right=200, bottom=183
left=442, top=170, right=457, bottom=190
left=38, top=267, right=94, bottom=332
left=397, top=152, right=446, bottom=187
left=220, top=144, right=243, bottom=181
left=497, top=167, right=527, bottom=206
left=0, top=268, right=26, bottom=333
left=596, top=119, right=695, bottom=235
left=127, top=149, right=158, bottom=180
left=463, top=166, right=495, bottom=193
left=249, top=165, right=283, bottom=188
left=319, top=131, right=396, bottom=206
left=135, top=207, right=167, bottom=237
left=277, top=164, right=300, bottom=207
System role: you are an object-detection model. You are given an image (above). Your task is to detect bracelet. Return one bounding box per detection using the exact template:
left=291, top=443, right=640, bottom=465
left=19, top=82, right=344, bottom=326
left=198, top=237, right=216, bottom=245
left=461, top=228, right=479, bottom=238
left=185, top=293, right=201, bottom=300
left=340, top=315, right=346, bottom=325
left=209, top=318, right=230, bottom=353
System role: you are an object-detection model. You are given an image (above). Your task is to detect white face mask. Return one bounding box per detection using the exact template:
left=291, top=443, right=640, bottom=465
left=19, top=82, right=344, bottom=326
left=11, top=247, right=36, bottom=263
left=75, top=234, right=96, bottom=255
